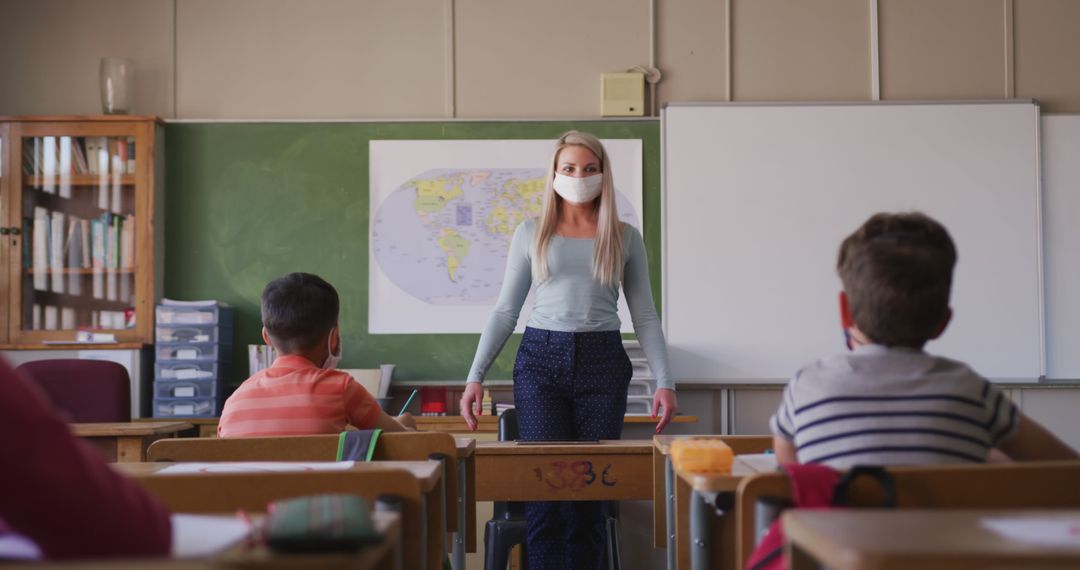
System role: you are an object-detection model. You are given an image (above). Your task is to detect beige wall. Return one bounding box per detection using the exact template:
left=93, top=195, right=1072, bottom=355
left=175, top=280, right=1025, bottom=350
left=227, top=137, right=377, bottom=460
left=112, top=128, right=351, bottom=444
left=1, top=0, right=1079, bottom=118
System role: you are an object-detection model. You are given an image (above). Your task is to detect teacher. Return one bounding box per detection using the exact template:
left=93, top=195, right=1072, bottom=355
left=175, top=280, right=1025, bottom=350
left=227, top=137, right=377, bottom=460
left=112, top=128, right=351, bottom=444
left=460, top=131, right=676, bottom=569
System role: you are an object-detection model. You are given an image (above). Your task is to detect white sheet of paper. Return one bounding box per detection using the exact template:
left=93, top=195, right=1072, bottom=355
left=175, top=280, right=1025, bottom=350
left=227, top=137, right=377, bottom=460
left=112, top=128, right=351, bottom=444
left=156, top=461, right=356, bottom=475
left=171, top=514, right=250, bottom=558
left=736, top=453, right=779, bottom=473
left=980, top=517, right=1080, bottom=547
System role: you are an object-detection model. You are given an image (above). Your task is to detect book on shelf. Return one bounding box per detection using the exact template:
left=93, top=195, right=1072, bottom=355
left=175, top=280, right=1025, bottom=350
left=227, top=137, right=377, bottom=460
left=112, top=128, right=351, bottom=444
left=126, top=137, right=136, bottom=173
left=49, top=211, right=65, bottom=293
left=79, top=219, right=91, bottom=269
left=120, top=215, right=134, bottom=268
left=42, top=136, right=56, bottom=194
left=58, top=137, right=71, bottom=198
left=72, top=137, right=88, bottom=175
left=43, top=305, right=58, bottom=331
left=31, top=207, right=47, bottom=292
left=64, top=218, right=82, bottom=296
left=91, top=215, right=106, bottom=269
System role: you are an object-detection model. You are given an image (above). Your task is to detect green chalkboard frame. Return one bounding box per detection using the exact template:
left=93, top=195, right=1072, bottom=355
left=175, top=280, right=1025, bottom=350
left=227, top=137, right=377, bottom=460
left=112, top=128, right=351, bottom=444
left=165, top=120, right=661, bottom=384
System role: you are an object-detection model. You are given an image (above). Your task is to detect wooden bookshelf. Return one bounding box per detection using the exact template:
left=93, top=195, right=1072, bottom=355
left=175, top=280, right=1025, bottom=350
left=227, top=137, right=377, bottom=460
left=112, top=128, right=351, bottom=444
left=0, top=117, right=163, bottom=345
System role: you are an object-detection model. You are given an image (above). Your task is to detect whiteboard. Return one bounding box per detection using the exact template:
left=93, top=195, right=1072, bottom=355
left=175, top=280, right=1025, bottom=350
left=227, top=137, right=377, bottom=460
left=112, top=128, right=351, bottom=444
left=1042, top=115, right=1080, bottom=379
left=662, top=102, right=1043, bottom=382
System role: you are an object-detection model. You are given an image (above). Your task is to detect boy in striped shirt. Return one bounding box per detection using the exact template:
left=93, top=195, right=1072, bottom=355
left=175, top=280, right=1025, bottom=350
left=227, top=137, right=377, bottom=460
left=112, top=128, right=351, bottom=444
left=771, top=212, right=1075, bottom=468
left=219, top=273, right=414, bottom=437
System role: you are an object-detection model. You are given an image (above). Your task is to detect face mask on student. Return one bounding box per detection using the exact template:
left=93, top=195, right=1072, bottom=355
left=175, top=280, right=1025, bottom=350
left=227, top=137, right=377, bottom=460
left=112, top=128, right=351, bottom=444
left=552, top=172, right=603, bottom=203
left=322, top=329, right=342, bottom=370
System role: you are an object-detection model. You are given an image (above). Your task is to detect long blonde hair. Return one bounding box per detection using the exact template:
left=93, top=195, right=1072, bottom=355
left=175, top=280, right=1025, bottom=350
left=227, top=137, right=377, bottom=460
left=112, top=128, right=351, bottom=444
left=532, top=131, right=624, bottom=286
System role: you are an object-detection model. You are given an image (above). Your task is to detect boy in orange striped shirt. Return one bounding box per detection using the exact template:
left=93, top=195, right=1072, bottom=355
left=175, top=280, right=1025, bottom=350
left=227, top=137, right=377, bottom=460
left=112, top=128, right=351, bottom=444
left=218, top=273, right=414, bottom=437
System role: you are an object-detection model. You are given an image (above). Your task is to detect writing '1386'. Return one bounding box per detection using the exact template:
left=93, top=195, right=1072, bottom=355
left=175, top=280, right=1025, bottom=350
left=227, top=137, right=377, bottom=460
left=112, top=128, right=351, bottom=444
left=534, top=460, right=616, bottom=491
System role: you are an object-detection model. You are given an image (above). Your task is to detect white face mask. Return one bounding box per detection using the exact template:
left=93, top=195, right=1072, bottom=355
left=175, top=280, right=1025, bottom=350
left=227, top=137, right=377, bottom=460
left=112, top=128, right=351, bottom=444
left=552, top=172, right=603, bottom=204
left=322, top=330, right=342, bottom=370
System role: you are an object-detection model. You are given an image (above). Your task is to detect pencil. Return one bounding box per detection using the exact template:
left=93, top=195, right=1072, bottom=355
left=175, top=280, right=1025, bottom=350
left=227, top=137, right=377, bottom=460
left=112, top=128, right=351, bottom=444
left=398, top=389, right=418, bottom=415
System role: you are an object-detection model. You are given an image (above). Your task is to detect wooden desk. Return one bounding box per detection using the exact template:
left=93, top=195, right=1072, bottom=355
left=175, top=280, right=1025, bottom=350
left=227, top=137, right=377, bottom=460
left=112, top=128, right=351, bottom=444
left=474, top=440, right=653, bottom=501
left=116, top=461, right=441, bottom=570
left=784, top=509, right=1080, bottom=570
left=2, top=511, right=402, bottom=570
left=73, top=421, right=193, bottom=462
left=651, top=435, right=773, bottom=570
left=452, top=437, right=477, bottom=570
left=416, top=414, right=699, bottom=433
left=672, top=454, right=777, bottom=570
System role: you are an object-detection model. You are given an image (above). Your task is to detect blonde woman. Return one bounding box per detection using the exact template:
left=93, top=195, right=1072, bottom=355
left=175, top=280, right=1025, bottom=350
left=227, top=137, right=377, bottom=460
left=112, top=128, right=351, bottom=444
left=461, top=131, right=676, bottom=568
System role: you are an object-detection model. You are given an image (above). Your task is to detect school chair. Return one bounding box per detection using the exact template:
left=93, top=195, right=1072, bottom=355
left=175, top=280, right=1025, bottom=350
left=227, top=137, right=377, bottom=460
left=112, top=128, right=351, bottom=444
left=483, top=409, right=529, bottom=570
left=129, top=467, right=420, bottom=568
left=16, top=359, right=131, bottom=422
left=735, top=460, right=1080, bottom=568
left=147, top=431, right=461, bottom=530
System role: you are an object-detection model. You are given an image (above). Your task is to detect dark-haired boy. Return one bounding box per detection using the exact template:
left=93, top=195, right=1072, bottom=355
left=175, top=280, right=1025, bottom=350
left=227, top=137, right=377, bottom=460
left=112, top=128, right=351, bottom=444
left=219, top=272, right=413, bottom=437
left=771, top=212, right=1075, bottom=468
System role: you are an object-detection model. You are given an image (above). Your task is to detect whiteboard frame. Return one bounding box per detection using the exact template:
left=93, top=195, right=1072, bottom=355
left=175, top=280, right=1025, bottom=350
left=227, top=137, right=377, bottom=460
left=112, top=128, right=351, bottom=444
left=661, top=100, right=1046, bottom=384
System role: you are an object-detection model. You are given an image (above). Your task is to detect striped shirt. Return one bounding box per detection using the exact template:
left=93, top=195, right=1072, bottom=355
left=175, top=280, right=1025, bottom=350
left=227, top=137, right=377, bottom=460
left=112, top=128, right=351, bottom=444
left=770, top=344, right=1019, bottom=469
left=218, top=355, right=381, bottom=437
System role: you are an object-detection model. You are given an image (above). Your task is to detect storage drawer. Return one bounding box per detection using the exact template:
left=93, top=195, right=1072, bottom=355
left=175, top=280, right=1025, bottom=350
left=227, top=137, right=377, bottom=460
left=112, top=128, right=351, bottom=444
left=153, top=397, right=219, bottom=418
left=156, top=305, right=233, bottom=326
left=154, top=379, right=223, bottom=399
left=155, top=361, right=227, bottom=381
left=156, top=343, right=231, bottom=362
left=155, top=325, right=232, bottom=344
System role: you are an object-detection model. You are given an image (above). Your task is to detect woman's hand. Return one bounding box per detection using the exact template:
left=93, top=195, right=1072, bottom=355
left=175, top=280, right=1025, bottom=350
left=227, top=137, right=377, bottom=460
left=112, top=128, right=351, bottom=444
left=460, top=382, right=484, bottom=431
left=652, top=388, right=678, bottom=433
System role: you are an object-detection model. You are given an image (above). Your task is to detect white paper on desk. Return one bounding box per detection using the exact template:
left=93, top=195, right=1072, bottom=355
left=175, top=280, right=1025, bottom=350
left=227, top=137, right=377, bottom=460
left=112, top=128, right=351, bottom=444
left=171, top=514, right=250, bottom=558
left=156, top=461, right=356, bottom=474
left=736, top=453, right=779, bottom=473
left=981, top=517, right=1080, bottom=547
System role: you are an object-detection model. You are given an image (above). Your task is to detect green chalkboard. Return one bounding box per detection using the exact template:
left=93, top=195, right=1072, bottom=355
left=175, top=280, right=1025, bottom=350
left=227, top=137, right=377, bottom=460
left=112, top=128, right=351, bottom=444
left=164, top=120, right=661, bottom=384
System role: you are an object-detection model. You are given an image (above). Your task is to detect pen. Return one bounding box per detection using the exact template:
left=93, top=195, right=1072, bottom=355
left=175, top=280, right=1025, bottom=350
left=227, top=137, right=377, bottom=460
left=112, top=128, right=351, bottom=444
left=398, top=389, right=418, bottom=415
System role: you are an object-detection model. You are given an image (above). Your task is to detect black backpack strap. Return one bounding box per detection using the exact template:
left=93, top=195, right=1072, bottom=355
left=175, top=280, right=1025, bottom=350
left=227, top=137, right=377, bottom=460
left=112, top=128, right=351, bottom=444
left=831, top=465, right=897, bottom=508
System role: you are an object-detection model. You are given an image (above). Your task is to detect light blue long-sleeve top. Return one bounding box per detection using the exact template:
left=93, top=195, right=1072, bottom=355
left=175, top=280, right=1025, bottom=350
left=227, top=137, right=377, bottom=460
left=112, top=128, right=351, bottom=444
left=466, top=219, right=674, bottom=390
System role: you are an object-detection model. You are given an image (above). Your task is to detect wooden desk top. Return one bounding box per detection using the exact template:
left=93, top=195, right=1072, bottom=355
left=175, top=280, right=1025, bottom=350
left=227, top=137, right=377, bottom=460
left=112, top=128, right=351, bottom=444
left=0, top=512, right=401, bottom=570
left=476, top=439, right=653, bottom=456
left=674, top=455, right=776, bottom=493
left=72, top=421, right=194, bottom=437
left=113, top=460, right=443, bottom=492
left=783, top=509, right=1080, bottom=570
left=454, top=437, right=476, bottom=458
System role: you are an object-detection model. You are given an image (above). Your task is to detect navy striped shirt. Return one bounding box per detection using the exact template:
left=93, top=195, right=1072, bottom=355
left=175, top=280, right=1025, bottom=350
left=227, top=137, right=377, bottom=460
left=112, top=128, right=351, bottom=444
left=770, top=344, right=1018, bottom=469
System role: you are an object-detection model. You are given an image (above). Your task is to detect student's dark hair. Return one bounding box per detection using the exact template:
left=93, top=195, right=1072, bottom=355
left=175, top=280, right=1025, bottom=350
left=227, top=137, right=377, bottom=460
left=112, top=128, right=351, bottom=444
left=837, top=212, right=957, bottom=348
left=261, top=272, right=339, bottom=353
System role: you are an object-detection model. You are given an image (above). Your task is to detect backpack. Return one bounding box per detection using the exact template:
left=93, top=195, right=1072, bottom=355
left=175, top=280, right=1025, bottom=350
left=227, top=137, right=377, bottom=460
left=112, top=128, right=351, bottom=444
left=745, top=464, right=896, bottom=570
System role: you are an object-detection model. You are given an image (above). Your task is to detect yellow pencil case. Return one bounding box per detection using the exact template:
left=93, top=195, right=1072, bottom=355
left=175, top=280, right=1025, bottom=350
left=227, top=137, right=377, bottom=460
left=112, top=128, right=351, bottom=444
left=670, top=438, right=734, bottom=474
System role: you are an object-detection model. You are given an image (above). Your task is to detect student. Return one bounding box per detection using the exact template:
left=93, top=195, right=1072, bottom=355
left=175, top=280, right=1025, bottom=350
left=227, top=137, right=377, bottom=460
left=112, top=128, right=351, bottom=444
left=771, top=212, right=1077, bottom=468
left=0, top=357, right=171, bottom=560
left=460, top=131, right=676, bottom=569
left=218, top=272, right=414, bottom=437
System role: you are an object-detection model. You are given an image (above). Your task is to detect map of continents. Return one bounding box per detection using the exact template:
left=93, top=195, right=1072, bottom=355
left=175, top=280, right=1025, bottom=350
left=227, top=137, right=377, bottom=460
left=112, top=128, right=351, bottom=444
left=371, top=168, right=641, bottom=305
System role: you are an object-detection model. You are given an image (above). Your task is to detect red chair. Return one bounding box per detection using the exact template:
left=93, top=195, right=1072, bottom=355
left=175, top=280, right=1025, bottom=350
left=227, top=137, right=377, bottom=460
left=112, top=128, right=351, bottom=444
left=15, top=359, right=131, bottom=422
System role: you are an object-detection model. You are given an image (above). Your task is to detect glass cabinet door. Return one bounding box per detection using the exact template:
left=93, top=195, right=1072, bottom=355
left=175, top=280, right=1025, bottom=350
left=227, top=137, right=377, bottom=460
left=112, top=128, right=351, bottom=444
left=15, top=125, right=142, bottom=341
left=0, top=123, right=9, bottom=344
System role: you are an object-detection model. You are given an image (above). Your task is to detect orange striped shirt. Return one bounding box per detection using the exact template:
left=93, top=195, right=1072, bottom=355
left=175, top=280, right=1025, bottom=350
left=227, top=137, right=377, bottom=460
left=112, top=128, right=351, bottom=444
left=217, top=355, right=381, bottom=438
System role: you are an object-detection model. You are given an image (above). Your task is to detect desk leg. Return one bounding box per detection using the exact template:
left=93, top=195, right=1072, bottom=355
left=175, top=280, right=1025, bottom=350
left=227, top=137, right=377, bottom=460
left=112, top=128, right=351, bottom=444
left=785, top=540, right=819, bottom=570
left=690, top=491, right=712, bottom=570
left=452, top=458, right=466, bottom=570
left=666, top=455, right=676, bottom=570
left=420, top=493, right=429, bottom=570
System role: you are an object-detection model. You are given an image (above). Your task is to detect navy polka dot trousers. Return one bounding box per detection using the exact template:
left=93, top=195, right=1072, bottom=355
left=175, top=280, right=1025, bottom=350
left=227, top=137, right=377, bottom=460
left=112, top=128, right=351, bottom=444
left=513, top=326, right=633, bottom=570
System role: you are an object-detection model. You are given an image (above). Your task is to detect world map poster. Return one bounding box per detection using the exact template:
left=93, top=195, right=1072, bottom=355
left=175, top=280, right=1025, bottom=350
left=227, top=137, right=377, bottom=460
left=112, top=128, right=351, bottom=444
left=369, top=139, right=643, bottom=334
